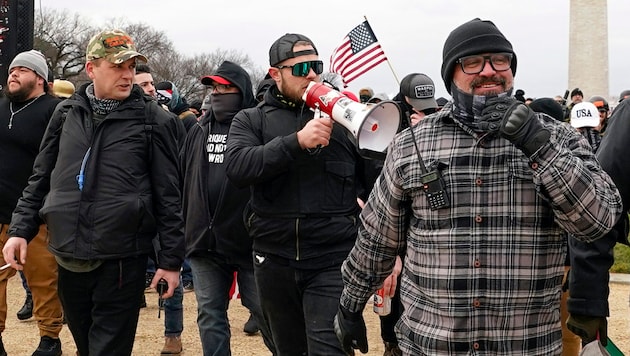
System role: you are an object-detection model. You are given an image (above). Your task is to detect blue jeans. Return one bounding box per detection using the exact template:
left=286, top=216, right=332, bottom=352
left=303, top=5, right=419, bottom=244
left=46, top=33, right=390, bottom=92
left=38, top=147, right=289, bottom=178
left=189, top=254, right=274, bottom=356
left=181, top=259, right=193, bottom=285
left=253, top=252, right=346, bottom=356
left=164, top=275, right=183, bottom=336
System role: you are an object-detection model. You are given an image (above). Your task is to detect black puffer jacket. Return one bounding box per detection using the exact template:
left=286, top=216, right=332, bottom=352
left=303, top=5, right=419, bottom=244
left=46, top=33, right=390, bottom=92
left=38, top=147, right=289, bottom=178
left=180, top=61, right=256, bottom=260
left=9, top=83, right=185, bottom=270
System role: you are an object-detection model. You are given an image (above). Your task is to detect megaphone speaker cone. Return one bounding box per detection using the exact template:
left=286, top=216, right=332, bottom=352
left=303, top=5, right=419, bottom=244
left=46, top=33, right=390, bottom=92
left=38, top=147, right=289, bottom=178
left=302, top=81, right=401, bottom=153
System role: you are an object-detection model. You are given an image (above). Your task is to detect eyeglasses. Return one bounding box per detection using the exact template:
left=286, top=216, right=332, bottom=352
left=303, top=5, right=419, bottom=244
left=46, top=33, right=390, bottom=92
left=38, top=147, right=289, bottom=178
left=208, top=84, right=234, bottom=94
left=457, top=53, right=513, bottom=74
left=275, top=60, right=324, bottom=77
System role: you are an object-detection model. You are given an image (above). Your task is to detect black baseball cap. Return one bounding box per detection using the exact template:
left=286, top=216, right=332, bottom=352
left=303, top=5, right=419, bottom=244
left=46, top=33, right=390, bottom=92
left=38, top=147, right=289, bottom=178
left=400, top=73, right=438, bottom=111
left=269, top=33, right=318, bottom=66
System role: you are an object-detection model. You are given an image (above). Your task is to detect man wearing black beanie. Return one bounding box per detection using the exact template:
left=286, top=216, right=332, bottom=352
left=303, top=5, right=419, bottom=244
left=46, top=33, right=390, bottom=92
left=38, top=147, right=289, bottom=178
left=335, top=18, right=621, bottom=355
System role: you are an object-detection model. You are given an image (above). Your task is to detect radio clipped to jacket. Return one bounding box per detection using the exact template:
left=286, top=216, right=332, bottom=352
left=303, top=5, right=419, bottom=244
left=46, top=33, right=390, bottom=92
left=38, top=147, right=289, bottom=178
left=421, top=170, right=449, bottom=210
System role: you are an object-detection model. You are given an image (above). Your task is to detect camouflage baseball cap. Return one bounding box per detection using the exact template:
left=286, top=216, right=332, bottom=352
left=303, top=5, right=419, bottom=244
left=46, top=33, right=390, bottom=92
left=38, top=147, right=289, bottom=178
left=86, top=29, right=148, bottom=64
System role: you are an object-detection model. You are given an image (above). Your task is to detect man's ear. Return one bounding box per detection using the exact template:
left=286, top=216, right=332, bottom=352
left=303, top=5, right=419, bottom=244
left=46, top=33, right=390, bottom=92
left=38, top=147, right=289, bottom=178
left=269, top=67, right=281, bottom=83
left=85, top=61, right=96, bottom=80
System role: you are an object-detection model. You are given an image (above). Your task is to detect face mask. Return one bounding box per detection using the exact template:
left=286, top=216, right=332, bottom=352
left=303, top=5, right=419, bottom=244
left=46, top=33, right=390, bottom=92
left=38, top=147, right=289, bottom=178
left=211, top=93, right=242, bottom=122
left=359, top=95, right=371, bottom=103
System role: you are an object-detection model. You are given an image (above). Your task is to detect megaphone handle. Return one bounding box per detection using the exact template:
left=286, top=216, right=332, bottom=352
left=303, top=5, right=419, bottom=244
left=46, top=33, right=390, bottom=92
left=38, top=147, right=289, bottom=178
left=307, top=104, right=323, bottom=155
left=313, top=104, right=321, bottom=117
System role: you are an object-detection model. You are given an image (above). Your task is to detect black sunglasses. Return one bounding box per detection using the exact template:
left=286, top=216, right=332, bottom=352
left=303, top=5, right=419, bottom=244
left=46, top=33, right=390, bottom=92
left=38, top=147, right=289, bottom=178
left=276, top=60, right=324, bottom=77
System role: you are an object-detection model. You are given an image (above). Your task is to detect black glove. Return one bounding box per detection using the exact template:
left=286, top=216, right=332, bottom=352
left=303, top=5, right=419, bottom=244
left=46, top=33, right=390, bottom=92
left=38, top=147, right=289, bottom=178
left=567, top=314, right=608, bottom=346
left=333, top=305, right=368, bottom=355
left=479, top=96, right=514, bottom=132
left=483, top=97, right=551, bottom=156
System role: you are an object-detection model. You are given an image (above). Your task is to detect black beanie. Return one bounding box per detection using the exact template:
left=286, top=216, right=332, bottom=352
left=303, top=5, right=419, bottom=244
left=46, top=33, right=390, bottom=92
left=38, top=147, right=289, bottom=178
left=529, top=98, right=564, bottom=122
left=441, top=18, right=517, bottom=94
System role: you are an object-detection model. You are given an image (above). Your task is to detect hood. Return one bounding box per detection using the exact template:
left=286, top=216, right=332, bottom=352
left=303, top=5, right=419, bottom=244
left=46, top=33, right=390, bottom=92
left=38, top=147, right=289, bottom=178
left=208, top=60, right=257, bottom=109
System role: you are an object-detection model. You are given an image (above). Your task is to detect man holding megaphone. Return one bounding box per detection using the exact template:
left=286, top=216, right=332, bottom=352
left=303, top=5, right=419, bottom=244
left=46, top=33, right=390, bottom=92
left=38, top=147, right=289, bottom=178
left=226, top=33, right=371, bottom=356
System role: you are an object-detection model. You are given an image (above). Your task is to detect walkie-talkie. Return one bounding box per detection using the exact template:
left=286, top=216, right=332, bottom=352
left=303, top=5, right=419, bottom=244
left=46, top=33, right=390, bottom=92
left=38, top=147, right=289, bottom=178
left=157, top=279, right=167, bottom=318
left=406, top=118, right=450, bottom=210
left=421, top=170, right=450, bottom=210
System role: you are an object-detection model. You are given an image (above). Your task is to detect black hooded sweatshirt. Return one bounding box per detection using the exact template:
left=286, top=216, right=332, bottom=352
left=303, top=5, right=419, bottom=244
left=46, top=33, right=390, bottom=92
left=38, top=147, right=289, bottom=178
left=179, top=61, right=256, bottom=261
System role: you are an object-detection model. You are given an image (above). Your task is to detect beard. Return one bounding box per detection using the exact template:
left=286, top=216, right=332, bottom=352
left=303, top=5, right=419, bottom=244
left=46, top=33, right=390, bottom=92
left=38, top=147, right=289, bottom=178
left=469, top=76, right=509, bottom=96
left=277, top=76, right=305, bottom=104
left=5, top=78, right=37, bottom=102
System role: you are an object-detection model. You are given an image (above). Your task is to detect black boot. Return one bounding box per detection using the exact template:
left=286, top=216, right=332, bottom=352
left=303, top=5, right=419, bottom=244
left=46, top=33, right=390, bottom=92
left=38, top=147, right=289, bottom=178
left=243, top=313, right=259, bottom=335
left=0, top=335, right=7, bottom=356
left=32, top=336, right=62, bottom=356
left=17, top=294, right=33, bottom=320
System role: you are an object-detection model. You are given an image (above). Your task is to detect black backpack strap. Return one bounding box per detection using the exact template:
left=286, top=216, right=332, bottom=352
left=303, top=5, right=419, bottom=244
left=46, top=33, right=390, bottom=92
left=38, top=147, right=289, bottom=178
left=55, top=102, right=72, bottom=133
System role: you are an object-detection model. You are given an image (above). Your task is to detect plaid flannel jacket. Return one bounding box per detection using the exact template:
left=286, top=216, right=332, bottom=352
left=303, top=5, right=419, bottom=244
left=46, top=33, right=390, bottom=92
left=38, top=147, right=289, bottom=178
left=340, top=102, right=622, bottom=355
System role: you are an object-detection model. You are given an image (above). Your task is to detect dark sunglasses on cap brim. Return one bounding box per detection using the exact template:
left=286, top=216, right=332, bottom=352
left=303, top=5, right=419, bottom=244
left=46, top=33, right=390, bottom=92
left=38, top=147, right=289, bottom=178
left=276, top=60, right=324, bottom=77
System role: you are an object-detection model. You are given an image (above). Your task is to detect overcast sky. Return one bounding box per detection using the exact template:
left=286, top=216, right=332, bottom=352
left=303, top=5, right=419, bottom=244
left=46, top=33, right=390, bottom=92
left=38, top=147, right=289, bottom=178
left=40, top=0, right=629, bottom=100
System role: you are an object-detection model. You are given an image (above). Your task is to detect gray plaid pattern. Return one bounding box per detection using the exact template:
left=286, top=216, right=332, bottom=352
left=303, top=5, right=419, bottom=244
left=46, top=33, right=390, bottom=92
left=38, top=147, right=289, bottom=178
left=341, top=102, right=622, bottom=355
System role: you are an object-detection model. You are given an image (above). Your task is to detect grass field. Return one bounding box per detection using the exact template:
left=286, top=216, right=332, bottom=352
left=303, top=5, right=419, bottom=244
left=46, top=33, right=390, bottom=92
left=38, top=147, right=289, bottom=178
left=612, top=243, right=630, bottom=273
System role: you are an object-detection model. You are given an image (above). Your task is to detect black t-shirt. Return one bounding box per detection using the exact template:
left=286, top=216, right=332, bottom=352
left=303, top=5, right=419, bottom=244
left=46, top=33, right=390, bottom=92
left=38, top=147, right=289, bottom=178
left=0, top=94, right=61, bottom=223
left=206, top=119, right=232, bottom=216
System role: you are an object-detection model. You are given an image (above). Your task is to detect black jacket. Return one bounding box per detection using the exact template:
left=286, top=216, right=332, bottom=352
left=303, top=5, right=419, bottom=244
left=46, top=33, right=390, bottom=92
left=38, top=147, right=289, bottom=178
left=568, top=99, right=630, bottom=317
left=226, top=85, right=366, bottom=264
left=180, top=61, right=256, bottom=260
left=9, top=84, right=185, bottom=270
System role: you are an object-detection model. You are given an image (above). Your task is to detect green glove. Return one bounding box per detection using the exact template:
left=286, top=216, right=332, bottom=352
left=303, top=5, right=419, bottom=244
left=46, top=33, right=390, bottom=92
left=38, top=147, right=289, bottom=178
left=567, top=314, right=608, bottom=346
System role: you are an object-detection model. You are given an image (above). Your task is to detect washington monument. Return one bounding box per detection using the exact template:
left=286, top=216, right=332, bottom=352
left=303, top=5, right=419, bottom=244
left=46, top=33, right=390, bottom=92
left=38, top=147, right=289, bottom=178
left=569, top=0, right=608, bottom=99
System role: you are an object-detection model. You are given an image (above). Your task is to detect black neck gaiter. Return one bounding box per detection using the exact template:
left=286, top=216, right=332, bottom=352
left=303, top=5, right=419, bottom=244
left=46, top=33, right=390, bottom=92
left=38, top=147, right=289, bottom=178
left=450, top=81, right=513, bottom=132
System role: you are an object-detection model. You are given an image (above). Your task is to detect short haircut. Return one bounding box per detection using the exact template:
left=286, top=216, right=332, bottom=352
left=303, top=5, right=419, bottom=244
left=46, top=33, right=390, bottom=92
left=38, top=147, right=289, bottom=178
left=136, top=63, right=151, bottom=74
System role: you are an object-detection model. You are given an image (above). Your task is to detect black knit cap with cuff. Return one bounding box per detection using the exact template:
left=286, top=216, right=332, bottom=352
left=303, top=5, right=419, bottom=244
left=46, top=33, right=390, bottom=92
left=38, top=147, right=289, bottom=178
left=441, top=18, right=517, bottom=94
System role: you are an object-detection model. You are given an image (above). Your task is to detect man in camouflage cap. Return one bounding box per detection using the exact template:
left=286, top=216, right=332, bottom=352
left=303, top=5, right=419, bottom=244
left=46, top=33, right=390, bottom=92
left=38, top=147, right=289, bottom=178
left=4, top=28, right=185, bottom=355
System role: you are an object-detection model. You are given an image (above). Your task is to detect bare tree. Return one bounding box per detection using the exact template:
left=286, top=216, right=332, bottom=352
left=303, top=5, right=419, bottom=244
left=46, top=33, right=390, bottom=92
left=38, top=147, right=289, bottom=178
left=33, top=9, right=267, bottom=101
left=154, top=48, right=265, bottom=102
left=34, top=8, right=94, bottom=80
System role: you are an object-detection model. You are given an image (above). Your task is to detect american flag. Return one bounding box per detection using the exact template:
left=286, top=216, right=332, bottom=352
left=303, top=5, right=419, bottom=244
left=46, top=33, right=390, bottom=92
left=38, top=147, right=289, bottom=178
left=330, top=21, right=387, bottom=85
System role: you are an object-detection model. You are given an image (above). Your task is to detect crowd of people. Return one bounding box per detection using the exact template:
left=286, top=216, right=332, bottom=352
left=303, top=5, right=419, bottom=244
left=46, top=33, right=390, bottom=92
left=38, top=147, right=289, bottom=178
left=0, top=16, right=628, bottom=356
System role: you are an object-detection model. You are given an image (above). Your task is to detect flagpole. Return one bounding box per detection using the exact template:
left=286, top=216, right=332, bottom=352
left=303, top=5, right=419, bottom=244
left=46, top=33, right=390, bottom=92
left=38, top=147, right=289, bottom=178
left=364, top=16, right=400, bottom=85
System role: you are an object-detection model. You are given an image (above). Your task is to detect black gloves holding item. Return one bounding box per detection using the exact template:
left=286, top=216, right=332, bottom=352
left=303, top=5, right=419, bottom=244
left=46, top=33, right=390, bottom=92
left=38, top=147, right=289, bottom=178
left=567, top=314, right=608, bottom=346
left=334, top=305, right=368, bottom=355
left=481, top=97, right=551, bottom=157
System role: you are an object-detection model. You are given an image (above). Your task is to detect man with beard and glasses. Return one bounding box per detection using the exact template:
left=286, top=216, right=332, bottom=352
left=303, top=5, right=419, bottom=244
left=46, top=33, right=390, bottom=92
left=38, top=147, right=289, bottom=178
left=180, top=60, right=275, bottom=356
left=333, top=18, right=622, bottom=355
left=226, top=34, right=368, bottom=355
left=0, top=50, right=64, bottom=356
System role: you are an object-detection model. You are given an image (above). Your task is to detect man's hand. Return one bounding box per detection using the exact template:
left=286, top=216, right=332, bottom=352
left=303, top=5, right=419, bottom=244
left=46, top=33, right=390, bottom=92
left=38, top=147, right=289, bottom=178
left=334, top=305, right=368, bottom=355
left=479, top=96, right=514, bottom=132
left=149, top=269, right=180, bottom=299
left=381, top=256, right=402, bottom=297
left=567, top=314, right=608, bottom=346
left=297, top=116, right=333, bottom=150
left=482, top=97, right=550, bottom=156
left=2, top=236, right=28, bottom=270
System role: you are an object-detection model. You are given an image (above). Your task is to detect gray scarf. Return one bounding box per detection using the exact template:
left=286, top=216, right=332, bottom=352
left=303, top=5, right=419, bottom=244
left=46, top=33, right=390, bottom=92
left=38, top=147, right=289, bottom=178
left=450, top=81, right=513, bottom=132
left=85, top=83, right=122, bottom=116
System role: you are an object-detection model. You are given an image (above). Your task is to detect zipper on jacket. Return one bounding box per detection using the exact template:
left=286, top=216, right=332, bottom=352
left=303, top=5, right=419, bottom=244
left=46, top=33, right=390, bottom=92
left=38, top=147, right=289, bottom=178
left=76, top=147, right=92, bottom=191
left=295, top=218, right=300, bottom=261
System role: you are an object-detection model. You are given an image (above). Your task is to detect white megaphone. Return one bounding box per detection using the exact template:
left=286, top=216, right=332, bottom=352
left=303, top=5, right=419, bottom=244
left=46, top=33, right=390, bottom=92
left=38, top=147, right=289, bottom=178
left=302, top=81, right=400, bottom=153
